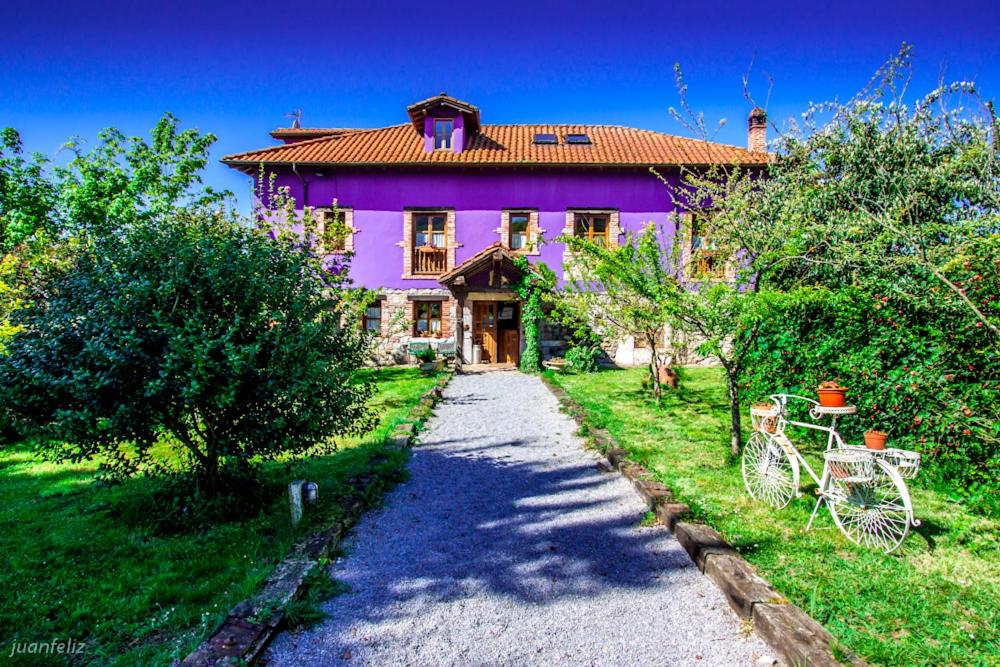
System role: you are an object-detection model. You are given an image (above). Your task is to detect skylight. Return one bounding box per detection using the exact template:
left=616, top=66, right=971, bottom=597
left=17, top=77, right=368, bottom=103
left=532, top=133, right=557, bottom=145
left=565, top=133, right=592, bottom=145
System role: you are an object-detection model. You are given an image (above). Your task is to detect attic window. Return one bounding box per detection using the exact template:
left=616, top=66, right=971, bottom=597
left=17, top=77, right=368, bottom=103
left=565, top=133, right=592, bottom=145
left=532, top=133, right=557, bottom=145
left=434, top=119, right=453, bottom=150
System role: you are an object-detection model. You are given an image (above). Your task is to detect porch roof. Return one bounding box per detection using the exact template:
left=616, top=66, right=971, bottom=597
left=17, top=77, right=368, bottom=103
left=438, top=243, right=522, bottom=291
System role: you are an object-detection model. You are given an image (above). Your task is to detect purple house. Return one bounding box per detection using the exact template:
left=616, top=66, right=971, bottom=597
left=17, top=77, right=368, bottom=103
left=222, top=94, right=767, bottom=366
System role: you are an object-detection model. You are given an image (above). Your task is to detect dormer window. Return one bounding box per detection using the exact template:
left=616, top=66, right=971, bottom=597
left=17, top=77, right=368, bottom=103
left=434, top=119, right=454, bottom=150
left=408, top=94, right=478, bottom=154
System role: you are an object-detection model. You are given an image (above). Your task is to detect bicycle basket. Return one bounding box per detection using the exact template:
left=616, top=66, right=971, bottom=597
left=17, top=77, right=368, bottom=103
left=883, top=448, right=921, bottom=480
left=750, top=402, right=780, bottom=433
left=824, top=447, right=876, bottom=484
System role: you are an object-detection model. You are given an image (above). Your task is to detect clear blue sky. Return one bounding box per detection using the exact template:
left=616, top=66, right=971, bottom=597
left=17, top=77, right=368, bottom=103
left=2, top=0, right=998, bottom=211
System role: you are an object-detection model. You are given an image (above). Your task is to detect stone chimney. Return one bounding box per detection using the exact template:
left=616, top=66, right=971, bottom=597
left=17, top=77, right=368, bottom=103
left=747, top=107, right=767, bottom=152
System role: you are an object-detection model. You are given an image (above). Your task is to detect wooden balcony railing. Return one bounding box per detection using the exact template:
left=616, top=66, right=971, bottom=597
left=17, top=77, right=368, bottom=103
left=414, top=246, right=447, bottom=275
left=694, top=250, right=727, bottom=279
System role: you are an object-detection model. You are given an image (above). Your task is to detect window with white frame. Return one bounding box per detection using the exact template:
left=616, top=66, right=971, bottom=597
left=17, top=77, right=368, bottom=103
left=433, top=119, right=453, bottom=150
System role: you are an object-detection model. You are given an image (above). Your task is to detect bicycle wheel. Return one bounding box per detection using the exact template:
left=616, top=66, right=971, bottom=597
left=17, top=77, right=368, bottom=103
left=826, top=458, right=912, bottom=553
left=742, top=431, right=799, bottom=508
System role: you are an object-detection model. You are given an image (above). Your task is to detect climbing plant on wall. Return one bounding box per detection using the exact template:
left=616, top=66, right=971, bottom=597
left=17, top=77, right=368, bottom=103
left=512, top=255, right=552, bottom=373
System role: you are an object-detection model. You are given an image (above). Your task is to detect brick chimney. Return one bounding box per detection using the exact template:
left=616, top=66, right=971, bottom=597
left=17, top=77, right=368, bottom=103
left=747, top=107, right=767, bottom=152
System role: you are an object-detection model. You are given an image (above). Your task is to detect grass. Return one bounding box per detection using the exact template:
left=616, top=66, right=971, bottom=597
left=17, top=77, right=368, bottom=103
left=550, top=366, right=999, bottom=667
left=0, top=366, right=441, bottom=666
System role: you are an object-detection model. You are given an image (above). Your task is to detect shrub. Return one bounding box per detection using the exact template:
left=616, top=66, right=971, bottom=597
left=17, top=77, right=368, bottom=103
left=564, top=343, right=601, bottom=373
left=740, top=285, right=999, bottom=506
left=414, top=346, right=437, bottom=363
left=0, top=209, right=375, bottom=497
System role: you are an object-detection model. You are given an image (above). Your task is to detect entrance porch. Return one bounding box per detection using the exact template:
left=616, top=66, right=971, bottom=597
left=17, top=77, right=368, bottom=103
left=438, top=243, right=525, bottom=366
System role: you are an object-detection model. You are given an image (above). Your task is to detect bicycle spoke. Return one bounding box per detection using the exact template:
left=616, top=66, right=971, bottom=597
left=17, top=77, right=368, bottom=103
left=742, top=432, right=797, bottom=509
left=826, top=459, right=911, bottom=553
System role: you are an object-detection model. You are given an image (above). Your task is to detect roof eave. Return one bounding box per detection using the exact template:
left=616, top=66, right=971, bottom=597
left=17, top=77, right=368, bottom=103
left=220, top=159, right=767, bottom=170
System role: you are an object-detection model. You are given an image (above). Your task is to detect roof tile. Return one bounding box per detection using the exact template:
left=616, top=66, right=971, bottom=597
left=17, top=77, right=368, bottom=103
left=224, top=124, right=767, bottom=168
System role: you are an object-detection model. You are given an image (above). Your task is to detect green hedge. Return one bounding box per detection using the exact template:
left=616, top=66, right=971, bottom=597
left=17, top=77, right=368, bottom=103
left=740, top=283, right=999, bottom=511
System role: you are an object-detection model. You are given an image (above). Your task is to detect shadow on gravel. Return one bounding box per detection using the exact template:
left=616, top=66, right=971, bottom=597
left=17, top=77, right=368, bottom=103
left=320, top=436, right=691, bottom=623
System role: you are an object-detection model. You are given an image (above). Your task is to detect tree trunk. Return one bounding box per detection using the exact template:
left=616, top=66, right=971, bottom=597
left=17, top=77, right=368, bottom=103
left=647, top=333, right=662, bottom=402
left=725, top=367, right=742, bottom=458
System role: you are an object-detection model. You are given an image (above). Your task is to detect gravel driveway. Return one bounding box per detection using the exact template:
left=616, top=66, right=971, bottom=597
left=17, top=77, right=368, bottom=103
left=267, top=369, right=771, bottom=666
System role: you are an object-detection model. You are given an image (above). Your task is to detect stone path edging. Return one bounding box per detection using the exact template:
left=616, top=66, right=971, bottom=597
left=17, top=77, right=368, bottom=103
left=180, top=371, right=454, bottom=667
left=539, top=373, right=866, bottom=667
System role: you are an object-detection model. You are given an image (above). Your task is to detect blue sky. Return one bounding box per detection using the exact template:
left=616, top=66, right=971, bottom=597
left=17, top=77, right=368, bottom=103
left=2, top=0, right=998, bottom=210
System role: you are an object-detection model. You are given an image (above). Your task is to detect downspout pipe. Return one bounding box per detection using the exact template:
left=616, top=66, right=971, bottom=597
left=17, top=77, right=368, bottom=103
left=291, top=162, right=308, bottom=208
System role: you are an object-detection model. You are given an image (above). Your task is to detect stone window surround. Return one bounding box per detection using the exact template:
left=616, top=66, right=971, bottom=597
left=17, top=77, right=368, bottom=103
left=563, top=209, right=621, bottom=247
left=363, top=294, right=385, bottom=335
left=409, top=294, right=453, bottom=340
left=562, top=209, right=621, bottom=271
left=312, top=206, right=357, bottom=253
left=496, top=209, right=544, bottom=256
left=677, top=211, right=736, bottom=282
left=398, top=209, right=461, bottom=279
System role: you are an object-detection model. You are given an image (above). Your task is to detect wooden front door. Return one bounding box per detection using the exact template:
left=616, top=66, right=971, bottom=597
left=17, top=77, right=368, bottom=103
left=473, top=301, right=498, bottom=363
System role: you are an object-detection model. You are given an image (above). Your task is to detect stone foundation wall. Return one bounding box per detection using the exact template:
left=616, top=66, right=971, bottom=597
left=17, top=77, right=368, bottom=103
left=370, top=288, right=458, bottom=365
left=610, top=325, right=718, bottom=368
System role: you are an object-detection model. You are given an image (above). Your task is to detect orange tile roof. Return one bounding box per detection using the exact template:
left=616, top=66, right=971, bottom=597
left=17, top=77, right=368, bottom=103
left=224, top=124, right=768, bottom=169
left=268, top=127, right=363, bottom=140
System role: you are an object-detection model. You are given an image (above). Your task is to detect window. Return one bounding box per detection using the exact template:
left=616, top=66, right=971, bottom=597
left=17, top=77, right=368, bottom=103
left=574, top=213, right=610, bottom=246
left=363, top=301, right=382, bottom=334
left=690, top=215, right=716, bottom=252
left=565, top=133, right=592, bottom=144
left=434, top=119, right=453, bottom=150
left=532, top=133, right=557, bottom=144
left=402, top=209, right=454, bottom=278
left=414, top=212, right=447, bottom=248
left=412, top=211, right=448, bottom=275
left=509, top=212, right=530, bottom=250
left=690, top=214, right=725, bottom=278
left=316, top=208, right=348, bottom=252
left=413, top=301, right=443, bottom=337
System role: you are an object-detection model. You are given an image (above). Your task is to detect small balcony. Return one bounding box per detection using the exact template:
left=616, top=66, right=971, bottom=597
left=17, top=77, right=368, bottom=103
left=413, top=245, right=447, bottom=275
left=694, top=249, right=727, bottom=279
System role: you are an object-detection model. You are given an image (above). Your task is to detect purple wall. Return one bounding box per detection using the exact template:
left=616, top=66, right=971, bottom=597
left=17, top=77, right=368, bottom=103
left=270, top=167, right=682, bottom=289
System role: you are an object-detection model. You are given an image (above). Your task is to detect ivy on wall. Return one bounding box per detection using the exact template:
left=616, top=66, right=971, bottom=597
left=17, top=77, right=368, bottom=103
left=513, top=255, right=545, bottom=373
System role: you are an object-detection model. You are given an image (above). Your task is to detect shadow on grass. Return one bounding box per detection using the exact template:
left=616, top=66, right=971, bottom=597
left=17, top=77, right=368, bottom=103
left=913, top=517, right=948, bottom=551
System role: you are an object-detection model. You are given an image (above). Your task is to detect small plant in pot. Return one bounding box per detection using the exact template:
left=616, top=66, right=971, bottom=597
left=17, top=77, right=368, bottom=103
left=414, top=347, right=441, bottom=373
left=864, top=430, right=888, bottom=450
left=817, top=380, right=848, bottom=407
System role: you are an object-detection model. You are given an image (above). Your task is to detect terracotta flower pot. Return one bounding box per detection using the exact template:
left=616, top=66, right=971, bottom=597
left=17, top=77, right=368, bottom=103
left=864, top=430, right=888, bottom=450
left=817, top=381, right=848, bottom=408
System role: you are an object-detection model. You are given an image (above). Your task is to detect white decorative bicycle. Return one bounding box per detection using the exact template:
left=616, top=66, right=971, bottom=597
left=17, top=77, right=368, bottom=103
left=742, top=394, right=921, bottom=553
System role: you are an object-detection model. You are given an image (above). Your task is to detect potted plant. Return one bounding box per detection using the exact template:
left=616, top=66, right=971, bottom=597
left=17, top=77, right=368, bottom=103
left=817, top=380, right=848, bottom=407
left=415, top=346, right=442, bottom=373
left=864, top=430, right=888, bottom=450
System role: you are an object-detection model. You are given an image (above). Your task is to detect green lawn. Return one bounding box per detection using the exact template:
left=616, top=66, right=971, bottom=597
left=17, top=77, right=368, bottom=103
left=0, top=367, right=441, bottom=666
left=550, top=366, right=999, bottom=667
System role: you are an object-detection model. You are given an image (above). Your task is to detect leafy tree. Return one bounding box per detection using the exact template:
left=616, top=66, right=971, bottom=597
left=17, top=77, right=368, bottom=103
left=0, top=208, right=375, bottom=493
left=0, top=114, right=226, bottom=353
left=736, top=45, right=999, bottom=494
left=556, top=224, right=679, bottom=399
left=0, top=116, right=377, bottom=496
left=0, top=128, right=56, bottom=252
left=55, top=113, right=225, bottom=238
left=0, top=129, right=60, bottom=355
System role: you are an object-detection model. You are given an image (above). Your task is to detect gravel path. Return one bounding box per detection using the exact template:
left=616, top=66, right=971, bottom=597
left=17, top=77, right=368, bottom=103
left=267, top=369, right=771, bottom=666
